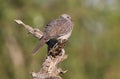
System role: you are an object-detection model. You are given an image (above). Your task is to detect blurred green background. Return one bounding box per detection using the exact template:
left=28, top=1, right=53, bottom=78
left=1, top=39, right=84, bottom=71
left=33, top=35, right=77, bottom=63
left=0, top=0, right=120, bottom=79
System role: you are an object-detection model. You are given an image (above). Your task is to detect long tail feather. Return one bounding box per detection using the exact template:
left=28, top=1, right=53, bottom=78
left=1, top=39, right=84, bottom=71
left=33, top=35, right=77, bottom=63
left=32, top=38, right=46, bottom=55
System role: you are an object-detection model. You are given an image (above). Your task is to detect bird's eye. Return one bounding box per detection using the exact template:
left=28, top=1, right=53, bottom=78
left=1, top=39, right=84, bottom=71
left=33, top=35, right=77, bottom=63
left=67, top=16, right=69, bottom=18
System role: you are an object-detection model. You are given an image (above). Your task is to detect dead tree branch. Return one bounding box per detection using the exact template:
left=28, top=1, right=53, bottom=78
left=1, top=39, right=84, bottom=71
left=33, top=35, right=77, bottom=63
left=15, top=20, right=68, bottom=79
left=15, top=20, right=43, bottom=39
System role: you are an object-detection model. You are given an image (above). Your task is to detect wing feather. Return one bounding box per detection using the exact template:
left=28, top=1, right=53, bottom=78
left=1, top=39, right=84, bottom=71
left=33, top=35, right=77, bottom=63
left=44, top=17, right=73, bottom=38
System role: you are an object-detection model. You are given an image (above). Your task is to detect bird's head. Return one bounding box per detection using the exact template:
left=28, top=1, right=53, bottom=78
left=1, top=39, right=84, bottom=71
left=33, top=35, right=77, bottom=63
left=60, top=14, right=72, bottom=21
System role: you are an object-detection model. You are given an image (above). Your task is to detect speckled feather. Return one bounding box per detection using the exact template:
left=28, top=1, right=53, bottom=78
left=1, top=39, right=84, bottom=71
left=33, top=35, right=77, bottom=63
left=44, top=17, right=73, bottom=39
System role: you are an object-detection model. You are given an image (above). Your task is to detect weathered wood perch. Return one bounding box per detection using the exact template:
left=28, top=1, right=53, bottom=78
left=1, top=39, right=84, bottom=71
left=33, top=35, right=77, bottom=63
left=15, top=20, right=68, bottom=79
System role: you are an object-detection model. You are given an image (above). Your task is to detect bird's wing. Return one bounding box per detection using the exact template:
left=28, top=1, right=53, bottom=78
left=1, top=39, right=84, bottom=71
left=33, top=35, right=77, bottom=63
left=56, top=19, right=73, bottom=36
left=44, top=18, right=73, bottom=38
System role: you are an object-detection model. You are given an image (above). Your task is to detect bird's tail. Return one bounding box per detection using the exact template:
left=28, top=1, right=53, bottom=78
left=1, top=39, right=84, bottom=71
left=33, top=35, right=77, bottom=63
left=32, top=37, right=47, bottom=55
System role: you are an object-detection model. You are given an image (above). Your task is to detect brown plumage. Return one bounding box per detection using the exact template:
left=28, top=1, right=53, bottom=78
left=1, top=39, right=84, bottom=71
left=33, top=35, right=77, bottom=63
left=32, top=14, right=74, bottom=54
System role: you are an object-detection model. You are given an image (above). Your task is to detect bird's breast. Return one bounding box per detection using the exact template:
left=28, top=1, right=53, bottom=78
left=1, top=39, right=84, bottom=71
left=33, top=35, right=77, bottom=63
left=57, top=31, right=72, bottom=40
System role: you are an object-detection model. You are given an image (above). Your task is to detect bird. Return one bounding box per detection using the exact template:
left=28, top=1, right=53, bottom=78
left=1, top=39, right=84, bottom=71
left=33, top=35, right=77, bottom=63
left=32, top=14, right=74, bottom=55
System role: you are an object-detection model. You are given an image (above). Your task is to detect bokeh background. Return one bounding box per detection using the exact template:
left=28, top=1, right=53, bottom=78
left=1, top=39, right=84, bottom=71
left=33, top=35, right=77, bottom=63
left=0, top=0, right=120, bottom=79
